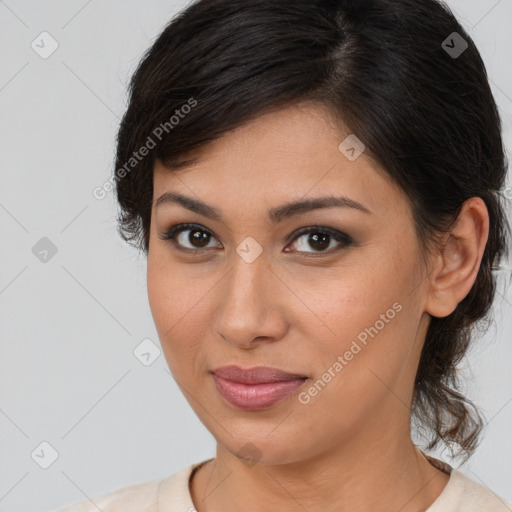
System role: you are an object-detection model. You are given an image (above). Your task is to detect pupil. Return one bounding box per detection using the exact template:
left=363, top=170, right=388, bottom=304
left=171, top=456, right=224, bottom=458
left=309, top=233, right=329, bottom=251
left=186, top=230, right=331, bottom=251
left=191, top=229, right=210, bottom=248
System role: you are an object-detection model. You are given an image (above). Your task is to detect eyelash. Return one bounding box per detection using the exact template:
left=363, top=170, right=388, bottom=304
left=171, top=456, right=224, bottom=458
left=158, top=223, right=353, bottom=257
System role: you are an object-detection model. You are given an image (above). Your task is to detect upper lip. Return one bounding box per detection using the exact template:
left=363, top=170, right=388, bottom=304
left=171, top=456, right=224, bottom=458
left=212, top=365, right=307, bottom=384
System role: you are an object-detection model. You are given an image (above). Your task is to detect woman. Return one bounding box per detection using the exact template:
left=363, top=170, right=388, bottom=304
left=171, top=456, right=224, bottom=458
left=59, top=0, right=511, bottom=510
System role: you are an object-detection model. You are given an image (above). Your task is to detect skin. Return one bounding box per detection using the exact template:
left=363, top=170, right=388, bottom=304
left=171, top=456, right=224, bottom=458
left=147, top=102, right=489, bottom=512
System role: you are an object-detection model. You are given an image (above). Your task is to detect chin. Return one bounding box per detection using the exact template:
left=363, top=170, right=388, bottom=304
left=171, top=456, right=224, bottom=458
left=211, top=426, right=317, bottom=467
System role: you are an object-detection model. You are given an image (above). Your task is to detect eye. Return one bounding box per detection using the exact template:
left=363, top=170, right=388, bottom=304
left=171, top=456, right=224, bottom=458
left=159, top=223, right=353, bottom=256
left=158, top=223, right=222, bottom=252
left=285, top=225, right=353, bottom=255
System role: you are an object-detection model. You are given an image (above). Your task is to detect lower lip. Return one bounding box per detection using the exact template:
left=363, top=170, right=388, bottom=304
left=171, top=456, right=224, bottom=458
left=212, top=374, right=307, bottom=410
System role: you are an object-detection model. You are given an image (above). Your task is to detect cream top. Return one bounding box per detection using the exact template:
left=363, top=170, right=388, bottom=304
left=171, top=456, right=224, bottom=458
left=57, top=454, right=511, bottom=511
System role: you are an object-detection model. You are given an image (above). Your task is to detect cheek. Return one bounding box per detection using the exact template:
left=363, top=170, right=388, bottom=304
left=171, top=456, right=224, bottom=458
left=290, top=258, right=401, bottom=340
left=304, top=232, right=422, bottom=421
left=147, top=258, right=211, bottom=370
left=147, top=259, right=183, bottom=352
left=147, top=261, right=172, bottom=332
left=147, top=253, right=198, bottom=327
left=296, top=250, right=417, bottom=378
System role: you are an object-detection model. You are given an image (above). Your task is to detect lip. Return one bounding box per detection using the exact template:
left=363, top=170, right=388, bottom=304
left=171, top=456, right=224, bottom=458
left=212, top=365, right=307, bottom=384
left=211, top=365, right=308, bottom=410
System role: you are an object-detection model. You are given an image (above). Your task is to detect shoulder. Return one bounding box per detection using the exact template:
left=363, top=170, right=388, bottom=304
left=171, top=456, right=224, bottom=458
left=56, top=479, right=161, bottom=512
left=55, top=464, right=195, bottom=512
left=55, top=459, right=212, bottom=512
left=454, top=469, right=512, bottom=511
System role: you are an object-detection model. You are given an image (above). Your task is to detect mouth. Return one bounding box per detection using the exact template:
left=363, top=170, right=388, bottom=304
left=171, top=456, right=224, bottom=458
left=210, top=365, right=308, bottom=410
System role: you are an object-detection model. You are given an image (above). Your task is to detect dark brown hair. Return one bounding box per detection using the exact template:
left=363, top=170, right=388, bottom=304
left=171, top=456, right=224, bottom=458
left=113, top=0, right=510, bottom=462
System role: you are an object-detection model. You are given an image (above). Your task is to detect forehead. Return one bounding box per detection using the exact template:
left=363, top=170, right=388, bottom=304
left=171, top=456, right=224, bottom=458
left=152, top=103, right=407, bottom=220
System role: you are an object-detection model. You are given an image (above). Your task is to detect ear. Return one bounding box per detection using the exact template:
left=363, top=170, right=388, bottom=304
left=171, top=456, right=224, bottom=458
left=425, top=197, right=490, bottom=318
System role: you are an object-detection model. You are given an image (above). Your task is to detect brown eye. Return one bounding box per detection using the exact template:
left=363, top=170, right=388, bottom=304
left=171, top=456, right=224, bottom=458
left=286, top=226, right=352, bottom=255
left=159, top=223, right=352, bottom=256
left=184, top=228, right=211, bottom=248
left=159, top=223, right=222, bottom=251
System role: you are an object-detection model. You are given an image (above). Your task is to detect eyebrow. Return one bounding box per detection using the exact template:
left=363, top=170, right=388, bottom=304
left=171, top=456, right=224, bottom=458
left=154, top=191, right=372, bottom=223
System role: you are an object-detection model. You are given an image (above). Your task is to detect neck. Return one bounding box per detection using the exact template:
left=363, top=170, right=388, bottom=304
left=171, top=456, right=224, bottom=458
left=190, top=421, right=450, bottom=512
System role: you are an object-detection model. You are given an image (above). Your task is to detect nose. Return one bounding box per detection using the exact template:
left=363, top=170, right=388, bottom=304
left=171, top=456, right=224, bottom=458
left=212, top=251, right=288, bottom=349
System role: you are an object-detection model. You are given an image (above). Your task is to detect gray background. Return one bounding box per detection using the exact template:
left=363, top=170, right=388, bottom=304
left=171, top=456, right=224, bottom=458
left=0, top=1, right=511, bottom=511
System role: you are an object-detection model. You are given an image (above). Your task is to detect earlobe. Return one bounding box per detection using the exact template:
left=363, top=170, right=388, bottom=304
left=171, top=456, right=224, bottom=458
left=425, top=197, right=489, bottom=319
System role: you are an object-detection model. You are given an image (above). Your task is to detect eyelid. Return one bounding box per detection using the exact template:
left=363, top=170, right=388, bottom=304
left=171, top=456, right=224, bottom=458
left=159, top=222, right=352, bottom=255
left=285, top=225, right=352, bottom=255
left=158, top=222, right=221, bottom=252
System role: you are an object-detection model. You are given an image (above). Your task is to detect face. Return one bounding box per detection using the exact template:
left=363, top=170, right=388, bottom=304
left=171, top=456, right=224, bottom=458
left=147, top=102, right=432, bottom=465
